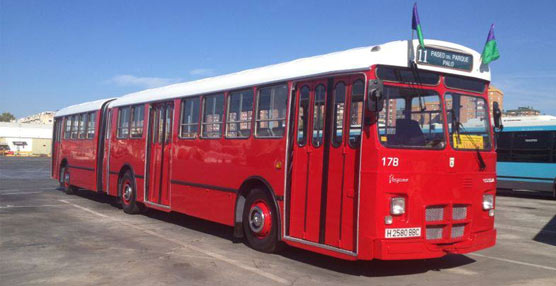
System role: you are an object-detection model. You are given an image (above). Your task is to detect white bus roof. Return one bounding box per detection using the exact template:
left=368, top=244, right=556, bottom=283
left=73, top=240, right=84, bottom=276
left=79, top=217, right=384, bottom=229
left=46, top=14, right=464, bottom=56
left=502, top=115, right=556, bottom=127
left=111, top=39, right=490, bottom=107
left=55, top=98, right=115, bottom=118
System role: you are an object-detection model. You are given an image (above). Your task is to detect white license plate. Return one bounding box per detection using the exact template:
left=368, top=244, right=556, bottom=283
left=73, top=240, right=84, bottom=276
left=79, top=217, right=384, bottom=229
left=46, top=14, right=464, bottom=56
left=385, top=227, right=421, bottom=238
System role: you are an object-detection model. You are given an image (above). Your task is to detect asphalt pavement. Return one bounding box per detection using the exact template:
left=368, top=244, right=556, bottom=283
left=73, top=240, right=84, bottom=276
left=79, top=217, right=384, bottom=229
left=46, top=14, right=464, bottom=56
left=1, top=157, right=555, bottom=286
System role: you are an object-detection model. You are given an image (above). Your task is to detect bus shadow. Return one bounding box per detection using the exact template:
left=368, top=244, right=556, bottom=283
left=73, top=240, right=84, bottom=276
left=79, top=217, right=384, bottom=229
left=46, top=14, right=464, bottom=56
left=277, top=248, right=476, bottom=277
left=533, top=215, right=556, bottom=247
left=497, top=188, right=555, bottom=200
left=65, top=188, right=477, bottom=276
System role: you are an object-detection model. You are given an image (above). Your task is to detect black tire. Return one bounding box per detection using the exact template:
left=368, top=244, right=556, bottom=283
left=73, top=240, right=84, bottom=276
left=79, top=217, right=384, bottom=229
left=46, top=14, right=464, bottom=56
left=242, top=188, right=279, bottom=253
left=119, top=172, right=145, bottom=214
left=61, top=167, right=76, bottom=195
left=59, top=166, right=66, bottom=189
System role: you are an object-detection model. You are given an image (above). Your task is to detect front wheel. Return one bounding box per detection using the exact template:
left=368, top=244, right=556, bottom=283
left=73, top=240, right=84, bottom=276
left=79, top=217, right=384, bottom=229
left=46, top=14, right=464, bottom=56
left=242, top=188, right=279, bottom=253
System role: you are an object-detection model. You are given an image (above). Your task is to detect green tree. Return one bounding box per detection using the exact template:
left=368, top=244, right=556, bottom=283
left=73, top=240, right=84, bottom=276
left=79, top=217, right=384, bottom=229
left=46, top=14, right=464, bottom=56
left=0, top=112, right=16, bottom=122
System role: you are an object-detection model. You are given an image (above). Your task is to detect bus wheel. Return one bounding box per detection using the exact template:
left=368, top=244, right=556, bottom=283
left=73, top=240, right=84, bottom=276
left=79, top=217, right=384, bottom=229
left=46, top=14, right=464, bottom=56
left=242, top=188, right=278, bottom=253
left=62, top=167, right=76, bottom=195
left=120, top=172, right=144, bottom=214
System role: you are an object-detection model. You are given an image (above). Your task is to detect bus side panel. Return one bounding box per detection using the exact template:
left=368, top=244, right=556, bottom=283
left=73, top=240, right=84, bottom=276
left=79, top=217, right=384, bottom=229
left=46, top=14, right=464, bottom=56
left=169, top=95, right=287, bottom=227
left=107, top=109, right=147, bottom=201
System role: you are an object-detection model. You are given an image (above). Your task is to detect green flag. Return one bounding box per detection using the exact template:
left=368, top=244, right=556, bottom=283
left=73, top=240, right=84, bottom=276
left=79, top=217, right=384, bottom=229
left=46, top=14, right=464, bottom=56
left=481, top=24, right=500, bottom=65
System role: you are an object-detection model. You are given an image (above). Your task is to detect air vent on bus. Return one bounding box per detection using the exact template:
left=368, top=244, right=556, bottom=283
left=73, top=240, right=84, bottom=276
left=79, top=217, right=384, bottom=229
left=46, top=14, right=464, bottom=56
left=425, top=206, right=444, bottom=222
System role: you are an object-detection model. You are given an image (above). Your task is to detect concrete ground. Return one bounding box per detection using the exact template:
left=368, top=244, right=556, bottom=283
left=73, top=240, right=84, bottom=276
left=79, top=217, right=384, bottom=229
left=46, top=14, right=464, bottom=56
left=1, top=157, right=555, bottom=286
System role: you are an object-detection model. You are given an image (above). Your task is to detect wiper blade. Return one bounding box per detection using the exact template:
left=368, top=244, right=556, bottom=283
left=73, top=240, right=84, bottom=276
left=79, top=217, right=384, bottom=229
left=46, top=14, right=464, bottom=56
left=456, top=122, right=486, bottom=171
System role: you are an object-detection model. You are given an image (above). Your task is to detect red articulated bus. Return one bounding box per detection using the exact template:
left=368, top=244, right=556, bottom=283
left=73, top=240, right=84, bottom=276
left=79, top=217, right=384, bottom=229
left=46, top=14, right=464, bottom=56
left=52, top=39, right=498, bottom=260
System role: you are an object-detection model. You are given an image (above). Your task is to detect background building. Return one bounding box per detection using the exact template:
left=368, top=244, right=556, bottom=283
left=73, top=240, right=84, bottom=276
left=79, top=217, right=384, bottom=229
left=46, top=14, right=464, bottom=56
left=504, top=106, right=541, bottom=117
left=18, top=111, right=55, bottom=124
left=488, top=86, right=504, bottom=119
left=0, top=122, right=52, bottom=156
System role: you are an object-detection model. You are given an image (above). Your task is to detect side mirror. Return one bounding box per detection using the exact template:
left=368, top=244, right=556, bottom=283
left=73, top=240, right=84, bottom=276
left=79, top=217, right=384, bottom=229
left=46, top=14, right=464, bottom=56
left=492, top=101, right=503, bottom=132
left=367, top=79, right=384, bottom=112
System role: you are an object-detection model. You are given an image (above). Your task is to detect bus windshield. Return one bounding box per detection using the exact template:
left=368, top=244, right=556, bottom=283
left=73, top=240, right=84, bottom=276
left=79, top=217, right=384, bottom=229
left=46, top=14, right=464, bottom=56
left=445, top=93, right=492, bottom=150
left=378, top=86, right=445, bottom=149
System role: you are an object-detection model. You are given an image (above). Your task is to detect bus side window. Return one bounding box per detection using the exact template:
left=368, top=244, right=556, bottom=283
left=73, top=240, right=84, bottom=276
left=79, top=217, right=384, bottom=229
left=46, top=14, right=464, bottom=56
left=117, top=107, right=130, bottom=138
left=87, top=112, right=96, bottom=139
left=297, top=86, right=310, bottom=146
left=130, top=105, right=144, bottom=138
left=201, top=94, right=224, bottom=138
left=226, top=89, right=253, bottom=138
left=255, top=84, right=288, bottom=138
left=349, top=80, right=364, bottom=148
left=312, top=84, right=326, bottom=147
left=64, top=116, right=72, bottom=139
left=180, top=97, right=200, bottom=139
left=332, top=82, right=346, bottom=147
left=71, top=115, right=79, bottom=139
left=78, top=113, right=88, bottom=139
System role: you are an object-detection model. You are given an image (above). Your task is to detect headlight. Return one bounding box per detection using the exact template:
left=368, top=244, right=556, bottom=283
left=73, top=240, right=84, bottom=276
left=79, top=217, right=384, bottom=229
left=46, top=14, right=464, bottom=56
left=390, top=197, right=405, bottom=215
left=483, top=194, right=494, bottom=210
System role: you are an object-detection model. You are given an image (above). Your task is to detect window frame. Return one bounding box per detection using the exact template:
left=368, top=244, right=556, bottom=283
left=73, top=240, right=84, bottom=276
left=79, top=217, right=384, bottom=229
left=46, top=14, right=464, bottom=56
left=377, top=85, right=446, bottom=150
left=179, top=96, right=201, bottom=139
left=297, top=85, right=311, bottom=147
left=331, top=81, right=347, bottom=148
left=116, top=106, right=131, bottom=139
left=443, top=75, right=487, bottom=94
left=64, top=116, right=72, bottom=139
left=200, top=93, right=225, bottom=139
left=78, top=112, right=89, bottom=140
left=348, top=79, right=365, bottom=149
left=444, top=92, right=492, bottom=151
left=87, top=111, right=96, bottom=139
left=312, top=84, right=326, bottom=148
left=70, top=114, right=79, bottom=139
left=129, top=105, right=145, bottom=139
left=254, top=83, right=288, bottom=139
left=225, top=89, right=254, bottom=139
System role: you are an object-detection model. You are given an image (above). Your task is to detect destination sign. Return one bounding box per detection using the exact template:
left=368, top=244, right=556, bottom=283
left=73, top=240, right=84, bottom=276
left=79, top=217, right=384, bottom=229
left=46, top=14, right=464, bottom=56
left=416, top=46, right=473, bottom=71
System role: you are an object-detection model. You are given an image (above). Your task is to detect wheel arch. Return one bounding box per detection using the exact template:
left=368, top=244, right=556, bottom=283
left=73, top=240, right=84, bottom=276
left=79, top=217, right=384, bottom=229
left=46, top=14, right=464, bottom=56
left=234, top=176, right=282, bottom=240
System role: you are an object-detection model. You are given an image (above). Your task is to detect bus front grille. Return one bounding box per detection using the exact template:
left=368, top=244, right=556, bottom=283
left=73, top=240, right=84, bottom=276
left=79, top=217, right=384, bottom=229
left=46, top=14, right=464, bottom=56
left=425, top=206, right=444, bottom=222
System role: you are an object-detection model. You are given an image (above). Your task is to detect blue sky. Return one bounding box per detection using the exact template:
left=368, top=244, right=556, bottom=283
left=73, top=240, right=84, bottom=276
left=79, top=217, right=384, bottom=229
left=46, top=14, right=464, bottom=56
left=1, top=0, right=555, bottom=117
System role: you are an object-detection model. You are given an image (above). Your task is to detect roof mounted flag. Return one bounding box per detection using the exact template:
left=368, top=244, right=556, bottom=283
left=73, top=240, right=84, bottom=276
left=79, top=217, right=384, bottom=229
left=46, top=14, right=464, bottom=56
left=481, top=24, right=500, bottom=65
left=412, top=3, right=425, bottom=48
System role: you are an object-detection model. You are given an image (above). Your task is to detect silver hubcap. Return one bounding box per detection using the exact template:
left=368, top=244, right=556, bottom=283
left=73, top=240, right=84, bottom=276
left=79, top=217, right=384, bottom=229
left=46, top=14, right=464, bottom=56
left=123, top=185, right=132, bottom=201
left=248, top=206, right=265, bottom=233
left=64, top=172, right=70, bottom=184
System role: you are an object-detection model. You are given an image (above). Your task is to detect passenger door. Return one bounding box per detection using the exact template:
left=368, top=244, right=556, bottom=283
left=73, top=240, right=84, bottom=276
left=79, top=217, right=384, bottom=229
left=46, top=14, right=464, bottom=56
left=287, top=77, right=363, bottom=252
left=146, top=102, right=174, bottom=207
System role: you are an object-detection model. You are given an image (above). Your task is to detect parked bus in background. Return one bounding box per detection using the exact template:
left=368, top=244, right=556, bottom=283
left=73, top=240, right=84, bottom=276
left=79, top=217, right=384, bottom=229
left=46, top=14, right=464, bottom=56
left=52, top=39, right=498, bottom=261
left=496, top=115, right=556, bottom=197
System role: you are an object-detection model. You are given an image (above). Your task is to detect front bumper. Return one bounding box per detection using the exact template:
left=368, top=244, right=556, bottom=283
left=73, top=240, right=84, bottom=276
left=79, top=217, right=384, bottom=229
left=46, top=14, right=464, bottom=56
left=373, top=228, right=496, bottom=260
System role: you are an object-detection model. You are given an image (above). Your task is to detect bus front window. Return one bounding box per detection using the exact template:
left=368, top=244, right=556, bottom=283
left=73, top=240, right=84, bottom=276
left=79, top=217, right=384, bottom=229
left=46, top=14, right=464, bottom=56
left=445, top=93, right=492, bottom=150
left=378, top=87, right=445, bottom=149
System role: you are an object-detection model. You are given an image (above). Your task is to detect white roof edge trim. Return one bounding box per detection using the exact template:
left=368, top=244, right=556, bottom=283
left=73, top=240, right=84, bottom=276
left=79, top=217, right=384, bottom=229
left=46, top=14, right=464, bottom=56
left=55, top=98, right=116, bottom=118
left=110, top=39, right=490, bottom=108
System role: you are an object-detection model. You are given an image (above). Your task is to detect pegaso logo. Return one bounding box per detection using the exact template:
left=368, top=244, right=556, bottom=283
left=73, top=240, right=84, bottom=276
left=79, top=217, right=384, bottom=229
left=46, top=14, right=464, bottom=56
left=389, top=175, right=409, bottom=184
left=483, top=178, right=495, bottom=183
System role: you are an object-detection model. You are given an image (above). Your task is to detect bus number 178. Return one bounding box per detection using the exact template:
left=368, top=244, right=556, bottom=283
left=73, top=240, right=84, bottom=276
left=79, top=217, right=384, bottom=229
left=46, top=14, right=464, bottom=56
left=382, top=157, right=399, bottom=167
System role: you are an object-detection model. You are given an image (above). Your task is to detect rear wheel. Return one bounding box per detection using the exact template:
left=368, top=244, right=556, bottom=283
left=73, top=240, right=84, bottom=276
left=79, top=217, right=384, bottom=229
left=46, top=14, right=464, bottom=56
left=61, top=167, right=76, bottom=195
left=242, top=188, right=279, bottom=253
left=120, top=172, right=144, bottom=214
